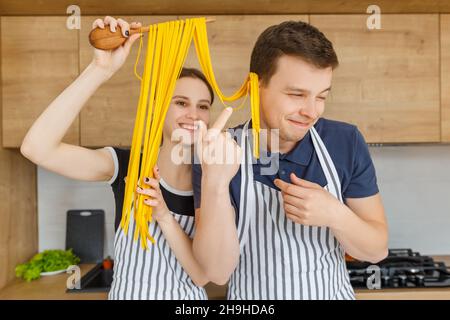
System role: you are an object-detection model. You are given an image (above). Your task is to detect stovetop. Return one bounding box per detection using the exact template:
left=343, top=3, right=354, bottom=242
left=346, top=248, right=450, bottom=289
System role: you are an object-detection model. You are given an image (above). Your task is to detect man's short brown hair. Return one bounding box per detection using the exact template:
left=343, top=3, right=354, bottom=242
left=250, top=21, right=339, bottom=85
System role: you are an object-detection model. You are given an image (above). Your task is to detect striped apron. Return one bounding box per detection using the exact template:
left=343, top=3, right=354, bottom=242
left=108, top=208, right=208, bottom=300
left=227, top=120, right=355, bottom=300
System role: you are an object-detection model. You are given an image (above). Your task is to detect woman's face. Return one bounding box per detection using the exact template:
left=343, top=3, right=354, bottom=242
left=163, top=77, right=212, bottom=146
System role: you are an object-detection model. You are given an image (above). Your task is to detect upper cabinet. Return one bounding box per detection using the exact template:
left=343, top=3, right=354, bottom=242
left=1, top=15, right=447, bottom=146
left=442, top=15, right=450, bottom=142
left=310, top=14, right=440, bottom=143
left=1, top=17, right=80, bottom=148
left=2, top=1, right=450, bottom=15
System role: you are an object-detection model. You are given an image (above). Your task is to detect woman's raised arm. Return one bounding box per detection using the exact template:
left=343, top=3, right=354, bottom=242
left=20, top=17, right=142, bottom=182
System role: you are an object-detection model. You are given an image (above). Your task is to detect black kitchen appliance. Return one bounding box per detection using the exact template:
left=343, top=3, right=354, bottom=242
left=346, top=248, right=450, bottom=289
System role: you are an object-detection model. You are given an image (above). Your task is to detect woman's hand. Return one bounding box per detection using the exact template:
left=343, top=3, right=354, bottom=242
left=90, top=16, right=142, bottom=80
left=136, top=166, right=172, bottom=223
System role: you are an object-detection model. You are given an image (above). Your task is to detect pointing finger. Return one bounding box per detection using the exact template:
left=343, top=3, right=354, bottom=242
left=274, top=178, right=290, bottom=193
left=274, top=178, right=309, bottom=199
left=290, top=173, right=321, bottom=189
left=205, top=107, right=232, bottom=142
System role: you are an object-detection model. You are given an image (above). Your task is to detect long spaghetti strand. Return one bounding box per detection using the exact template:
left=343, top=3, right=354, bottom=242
left=121, top=17, right=261, bottom=249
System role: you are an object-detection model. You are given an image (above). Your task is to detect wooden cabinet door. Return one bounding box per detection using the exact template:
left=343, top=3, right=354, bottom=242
left=79, top=16, right=174, bottom=147
left=0, top=149, right=37, bottom=290
left=310, top=14, right=440, bottom=143
left=1, top=16, right=80, bottom=148
left=442, top=15, right=450, bottom=142
left=182, top=15, right=309, bottom=129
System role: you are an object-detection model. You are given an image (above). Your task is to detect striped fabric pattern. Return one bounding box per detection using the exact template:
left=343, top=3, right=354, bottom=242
left=227, top=120, right=355, bottom=300
left=108, top=210, right=208, bottom=300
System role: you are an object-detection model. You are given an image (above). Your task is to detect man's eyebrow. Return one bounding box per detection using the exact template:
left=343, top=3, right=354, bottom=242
left=319, top=87, right=332, bottom=94
left=285, top=86, right=309, bottom=93
left=285, top=86, right=332, bottom=94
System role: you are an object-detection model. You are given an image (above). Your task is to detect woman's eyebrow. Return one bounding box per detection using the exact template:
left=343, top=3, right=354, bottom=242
left=172, top=95, right=189, bottom=100
left=172, top=95, right=211, bottom=104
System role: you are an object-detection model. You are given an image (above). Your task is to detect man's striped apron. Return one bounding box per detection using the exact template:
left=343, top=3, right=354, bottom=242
left=227, top=120, right=355, bottom=300
left=108, top=208, right=208, bottom=300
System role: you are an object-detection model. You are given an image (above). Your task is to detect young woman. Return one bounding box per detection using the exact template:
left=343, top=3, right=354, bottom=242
left=20, top=16, right=213, bottom=300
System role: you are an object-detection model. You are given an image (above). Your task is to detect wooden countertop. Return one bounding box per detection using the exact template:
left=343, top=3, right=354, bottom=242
left=1, top=256, right=449, bottom=300
left=0, top=264, right=107, bottom=300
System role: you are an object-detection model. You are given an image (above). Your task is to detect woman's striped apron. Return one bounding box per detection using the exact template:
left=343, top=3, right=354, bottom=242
left=227, top=120, right=355, bottom=300
left=108, top=207, right=208, bottom=300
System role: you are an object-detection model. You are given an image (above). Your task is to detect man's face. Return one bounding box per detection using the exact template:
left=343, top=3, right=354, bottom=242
left=259, top=55, right=333, bottom=148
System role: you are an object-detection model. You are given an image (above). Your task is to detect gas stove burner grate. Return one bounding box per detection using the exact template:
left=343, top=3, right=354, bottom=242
left=346, top=248, right=450, bottom=289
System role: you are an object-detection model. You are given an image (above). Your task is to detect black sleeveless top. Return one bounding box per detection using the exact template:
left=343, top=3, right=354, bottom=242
left=107, top=147, right=195, bottom=232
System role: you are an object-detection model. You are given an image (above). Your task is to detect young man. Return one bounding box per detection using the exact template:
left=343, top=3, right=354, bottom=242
left=192, top=21, right=388, bottom=300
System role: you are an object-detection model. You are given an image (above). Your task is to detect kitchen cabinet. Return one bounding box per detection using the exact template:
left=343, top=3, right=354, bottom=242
left=310, top=14, right=440, bottom=143
left=2, top=0, right=450, bottom=16
left=0, top=18, right=38, bottom=290
left=0, top=148, right=37, bottom=290
left=1, top=15, right=447, bottom=146
left=1, top=16, right=80, bottom=148
left=441, top=14, right=450, bottom=142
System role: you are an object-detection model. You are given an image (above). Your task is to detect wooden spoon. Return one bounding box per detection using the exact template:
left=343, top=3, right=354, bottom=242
left=89, top=17, right=216, bottom=50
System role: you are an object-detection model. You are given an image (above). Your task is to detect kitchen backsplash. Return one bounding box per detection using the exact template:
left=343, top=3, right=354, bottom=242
left=37, top=145, right=450, bottom=257
left=37, top=168, right=116, bottom=258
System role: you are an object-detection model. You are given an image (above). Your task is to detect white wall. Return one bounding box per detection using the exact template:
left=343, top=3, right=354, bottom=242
left=37, top=168, right=116, bottom=258
left=37, top=145, right=450, bottom=257
left=370, top=145, right=450, bottom=255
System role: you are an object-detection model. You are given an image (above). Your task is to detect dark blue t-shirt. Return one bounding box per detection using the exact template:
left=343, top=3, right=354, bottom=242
left=193, top=118, right=379, bottom=221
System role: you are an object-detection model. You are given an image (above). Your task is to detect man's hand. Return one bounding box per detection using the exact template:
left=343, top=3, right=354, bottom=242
left=274, top=173, right=343, bottom=227
left=193, top=108, right=242, bottom=284
left=195, top=107, right=242, bottom=185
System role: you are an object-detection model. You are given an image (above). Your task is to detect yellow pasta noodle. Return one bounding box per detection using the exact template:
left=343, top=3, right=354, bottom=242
left=121, top=17, right=260, bottom=249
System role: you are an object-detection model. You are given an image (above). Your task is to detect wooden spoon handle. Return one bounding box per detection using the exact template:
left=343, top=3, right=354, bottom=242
left=88, top=17, right=216, bottom=51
